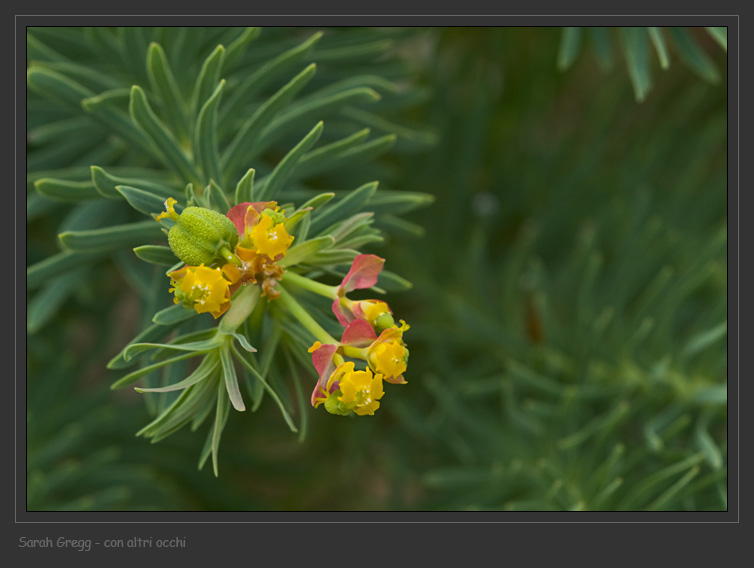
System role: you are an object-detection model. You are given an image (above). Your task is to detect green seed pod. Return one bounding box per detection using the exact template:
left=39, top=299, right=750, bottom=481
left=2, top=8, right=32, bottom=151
left=374, top=311, right=395, bottom=333
left=167, top=206, right=239, bottom=266
left=324, top=391, right=355, bottom=416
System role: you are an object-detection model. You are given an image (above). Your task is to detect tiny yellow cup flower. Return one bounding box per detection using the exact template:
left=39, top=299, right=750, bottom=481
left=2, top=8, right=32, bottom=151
left=250, top=213, right=294, bottom=260
left=337, top=365, right=385, bottom=416
left=369, top=340, right=408, bottom=379
left=316, top=361, right=385, bottom=416
left=169, top=264, right=235, bottom=318
left=366, top=321, right=410, bottom=384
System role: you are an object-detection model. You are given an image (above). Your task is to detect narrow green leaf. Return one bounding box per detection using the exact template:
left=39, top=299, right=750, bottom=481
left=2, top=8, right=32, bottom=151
left=366, top=189, right=435, bottom=216
left=107, top=321, right=183, bottom=370
left=557, top=401, right=630, bottom=450
left=296, top=132, right=396, bottom=181
left=111, top=351, right=200, bottom=390
left=146, top=42, right=190, bottom=145
left=138, top=373, right=218, bottom=438
left=219, top=31, right=322, bottom=129
left=191, top=45, right=225, bottom=120
left=223, top=27, right=260, bottom=70
left=80, top=88, right=158, bottom=155
left=123, top=335, right=224, bottom=361
left=116, top=185, right=174, bottom=217
left=211, top=381, right=231, bottom=476
left=690, top=385, right=727, bottom=406
left=297, top=191, right=335, bottom=212
left=129, top=85, right=202, bottom=185
left=309, top=181, right=377, bottom=236
left=646, top=466, right=701, bottom=511
left=259, top=88, right=381, bottom=154
left=152, top=304, right=198, bottom=325
left=232, top=345, right=298, bottom=433
left=234, top=168, right=255, bottom=205
left=294, top=128, right=370, bottom=175
left=669, top=27, right=720, bottom=82
left=647, top=27, right=671, bottom=69
left=682, top=321, right=727, bottom=359
left=620, top=27, right=652, bottom=101
left=227, top=332, right=257, bottom=353
left=222, top=63, right=317, bottom=179
left=588, top=27, right=614, bottom=70
left=278, top=236, right=335, bottom=267
left=27, top=267, right=87, bottom=334
left=27, top=66, right=93, bottom=112
left=340, top=107, right=437, bottom=146
left=34, top=178, right=100, bottom=202
left=255, top=121, right=324, bottom=202
left=90, top=165, right=176, bottom=200
left=28, top=116, right=99, bottom=146
left=312, top=37, right=393, bottom=61
left=694, top=418, right=723, bottom=470
left=620, top=452, right=705, bottom=509
left=327, top=212, right=374, bottom=244
left=122, top=26, right=149, bottom=78
left=82, top=26, right=121, bottom=62
left=557, top=27, right=582, bottom=70
left=194, top=79, right=226, bottom=187
left=201, top=180, right=227, bottom=213
left=58, top=220, right=164, bottom=252
left=506, top=359, right=564, bottom=396
left=284, top=348, right=308, bottom=442
left=705, top=27, right=727, bottom=51
left=27, top=32, right=71, bottom=63
left=133, top=244, right=178, bottom=266
left=378, top=269, right=413, bottom=292
left=27, top=249, right=98, bottom=289
left=135, top=353, right=219, bottom=393
left=220, top=343, right=245, bottom=412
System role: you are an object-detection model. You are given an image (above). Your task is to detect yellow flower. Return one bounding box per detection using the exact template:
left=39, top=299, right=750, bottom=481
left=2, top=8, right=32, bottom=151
left=369, top=340, right=407, bottom=378
left=338, top=365, right=384, bottom=416
left=250, top=213, right=294, bottom=260
left=169, top=264, right=233, bottom=318
left=318, top=361, right=385, bottom=416
left=366, top=321, right=410, bottom=383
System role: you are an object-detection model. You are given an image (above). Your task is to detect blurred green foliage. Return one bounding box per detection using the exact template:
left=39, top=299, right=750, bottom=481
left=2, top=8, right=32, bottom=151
left=25, top=26, right=726, bottom=511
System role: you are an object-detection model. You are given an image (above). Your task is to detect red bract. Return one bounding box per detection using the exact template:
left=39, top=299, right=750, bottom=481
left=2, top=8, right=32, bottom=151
left=309, top=342, right=339, bottom=406
left=339, top=254, right=385, bottom=294
left=340, top=318, right=377, bottom=347
left=332, top=254, right=386, bottom=325
left=226, top=201, right=277, bottom=237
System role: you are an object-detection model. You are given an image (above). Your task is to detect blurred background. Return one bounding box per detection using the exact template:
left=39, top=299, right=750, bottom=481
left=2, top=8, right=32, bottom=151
left=26, top=26, right=727, bottom=511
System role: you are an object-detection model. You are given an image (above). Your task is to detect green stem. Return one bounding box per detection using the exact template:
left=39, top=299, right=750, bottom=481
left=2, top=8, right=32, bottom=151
left=341, top=345, right=368, bottom=360
left=277, top=284, right=338, bottom=345
left=281, top=270, right=338, bottom=299
left=219, top=284, right=261, bottom=334
left=219, top=244, right=242, bottom=267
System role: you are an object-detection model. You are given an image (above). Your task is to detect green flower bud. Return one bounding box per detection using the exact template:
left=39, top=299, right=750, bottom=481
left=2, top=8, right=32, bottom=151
left=167, top=206, right=239, bottom=267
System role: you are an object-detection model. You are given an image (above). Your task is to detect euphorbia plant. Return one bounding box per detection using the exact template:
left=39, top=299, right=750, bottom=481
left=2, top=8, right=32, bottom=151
left=27, top=27, right=433, bottom=476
